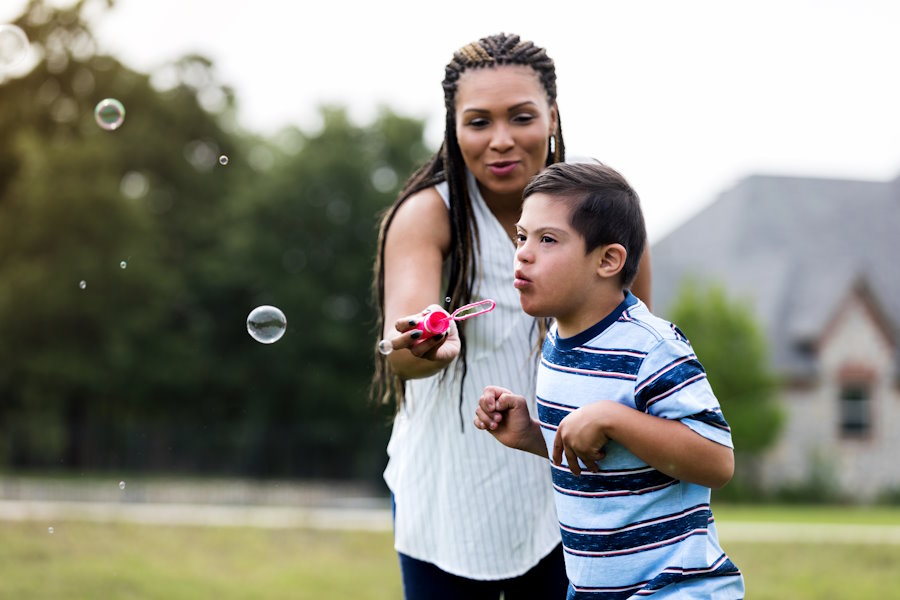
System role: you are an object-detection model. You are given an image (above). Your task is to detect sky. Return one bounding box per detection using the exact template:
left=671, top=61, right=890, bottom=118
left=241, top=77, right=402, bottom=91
left=4, top=0, right=900, bottom=242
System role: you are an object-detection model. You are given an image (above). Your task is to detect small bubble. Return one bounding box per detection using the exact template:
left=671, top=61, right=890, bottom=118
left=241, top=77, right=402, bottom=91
left=94, top=98, right=125, bottom=131
left=218, top=154, right=229, bottom=166
left=119, top=480, right=126, bottom=490
left=48, top=526, right=54, bottom=535
left=445, top=297, right=452, bottom=305
left=120, top=260, right=127, bottom=269
left=247, top=305, right=287, bottom=344
left=377, top=339, right=393, bottom=355
left=79, top=280, right=87, bottom=290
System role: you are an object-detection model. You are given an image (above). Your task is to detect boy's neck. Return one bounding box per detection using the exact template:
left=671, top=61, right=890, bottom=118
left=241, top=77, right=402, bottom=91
left=555, top=288, right=627, bottom=339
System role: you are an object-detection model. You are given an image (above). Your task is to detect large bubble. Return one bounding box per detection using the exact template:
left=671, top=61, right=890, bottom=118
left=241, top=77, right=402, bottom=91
left=0, top=24, right=29, bottom=70
left=247, top=305, right=287, bottom=344
left=94, top=98, right=125, bottom=131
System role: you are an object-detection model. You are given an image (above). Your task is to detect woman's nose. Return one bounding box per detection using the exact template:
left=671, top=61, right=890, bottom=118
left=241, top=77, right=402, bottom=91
left=489, top=124, right=514, bottom=152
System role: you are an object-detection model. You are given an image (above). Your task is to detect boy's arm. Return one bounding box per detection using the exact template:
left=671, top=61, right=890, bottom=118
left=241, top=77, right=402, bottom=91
left=475, top=386, right=548, bottom=458
left=553, top=400, right=734, bottom=488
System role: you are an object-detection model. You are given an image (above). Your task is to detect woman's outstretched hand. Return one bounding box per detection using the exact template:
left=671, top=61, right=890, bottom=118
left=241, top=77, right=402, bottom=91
left=384, top=304, right=461, bottom=364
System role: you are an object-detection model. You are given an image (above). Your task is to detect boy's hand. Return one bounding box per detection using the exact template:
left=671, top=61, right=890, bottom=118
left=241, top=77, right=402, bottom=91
left=552, top=403, right=610, bottom=476
left=475, top=386, right=545, bottom=456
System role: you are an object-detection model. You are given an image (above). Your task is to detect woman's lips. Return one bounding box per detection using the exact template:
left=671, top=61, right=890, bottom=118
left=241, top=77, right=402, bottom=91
left=488, top=161, right=518, bottom=177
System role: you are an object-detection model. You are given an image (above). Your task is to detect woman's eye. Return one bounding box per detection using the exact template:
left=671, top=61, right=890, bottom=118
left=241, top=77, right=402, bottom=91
left=541, top=235, right=556, bottom=244
left=515, top=234, right=526, bottom=245
left=467, top=118, right=489, bottom=128
left=512, top=113, right=536, bottom=124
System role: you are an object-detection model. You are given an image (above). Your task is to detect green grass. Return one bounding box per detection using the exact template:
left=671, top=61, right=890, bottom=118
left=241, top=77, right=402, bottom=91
left=2, top=505, right=900, bottom=599
left=0, top=521, right=401, bottom=599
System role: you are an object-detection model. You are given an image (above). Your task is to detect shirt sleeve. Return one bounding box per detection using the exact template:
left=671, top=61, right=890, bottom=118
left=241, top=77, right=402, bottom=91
left=634, top=337, right=734, bottom=449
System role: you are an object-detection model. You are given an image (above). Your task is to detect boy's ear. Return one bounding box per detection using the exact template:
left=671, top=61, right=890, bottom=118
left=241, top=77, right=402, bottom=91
left=596, top=243, right=626, bottom=279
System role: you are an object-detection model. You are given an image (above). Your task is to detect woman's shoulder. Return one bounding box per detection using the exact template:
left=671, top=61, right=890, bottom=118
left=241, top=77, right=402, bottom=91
left=387, top=185, right=450, bottom=242
left=397, top=185, right=447, bottom=216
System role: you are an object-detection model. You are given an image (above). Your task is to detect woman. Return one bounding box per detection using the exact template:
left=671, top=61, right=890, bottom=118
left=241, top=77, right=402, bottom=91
left=372, top=33, right=651, bottom=599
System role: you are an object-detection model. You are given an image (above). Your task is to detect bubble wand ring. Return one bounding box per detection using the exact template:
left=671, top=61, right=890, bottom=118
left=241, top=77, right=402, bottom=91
left=378, top=299, right=496, bottom=355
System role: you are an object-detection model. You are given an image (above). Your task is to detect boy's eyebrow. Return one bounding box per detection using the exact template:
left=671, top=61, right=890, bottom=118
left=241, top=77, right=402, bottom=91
left=515, top=223, right=568, bottom=235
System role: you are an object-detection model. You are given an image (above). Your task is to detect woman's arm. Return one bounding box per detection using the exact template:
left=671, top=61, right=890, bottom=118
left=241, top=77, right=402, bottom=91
left=381, top=187, right=456, bottom=380
left=630, top=247, right=652, bottom=310
left=553, top=400, right=734, bottom=488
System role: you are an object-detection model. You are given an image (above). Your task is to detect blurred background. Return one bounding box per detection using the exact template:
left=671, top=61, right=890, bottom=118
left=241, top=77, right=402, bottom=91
left=2, top=1, right=900, bottom=597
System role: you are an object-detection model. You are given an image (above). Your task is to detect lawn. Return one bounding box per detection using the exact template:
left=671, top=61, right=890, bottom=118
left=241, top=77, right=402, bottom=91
left=2, top=505, right=900, bottom=599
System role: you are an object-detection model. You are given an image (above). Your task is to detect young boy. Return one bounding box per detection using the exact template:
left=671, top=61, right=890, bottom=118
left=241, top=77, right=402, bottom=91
left=474, top=161, right=745, bottom=599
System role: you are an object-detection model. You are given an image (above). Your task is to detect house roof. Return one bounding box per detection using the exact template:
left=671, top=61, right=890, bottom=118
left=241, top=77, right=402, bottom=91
left=650, top=171, right=900, bottom=377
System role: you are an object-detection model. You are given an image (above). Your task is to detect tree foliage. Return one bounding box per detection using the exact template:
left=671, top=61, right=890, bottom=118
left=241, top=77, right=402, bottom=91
left=0, top=0, right=431, bottom=480
left=667, top=281, right=784, bottom=494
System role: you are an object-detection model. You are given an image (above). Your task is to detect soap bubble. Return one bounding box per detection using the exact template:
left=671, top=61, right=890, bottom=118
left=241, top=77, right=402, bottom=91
left=445, top=297, right=452, bottom=305
left=119, top=260, right=127, bottom=269
left=218, top=154, right=229, bottom=166
left=119, top=480, right=126, bottom=490
left=48, top=526, right=54, bottom=535
left=247, top=305, right=287, bottom=344
left=79, top=280, right=87, bottom=290
left=0, top=24, right=29, bottom=69
left=94, top=98, right=125, bottom=131
left=377, top=339, right=393, bottom=355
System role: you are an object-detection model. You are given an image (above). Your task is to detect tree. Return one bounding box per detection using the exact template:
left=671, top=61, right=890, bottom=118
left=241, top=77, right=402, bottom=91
left=667, top=281, right=783, bottom=497
left=0, top=0, right=433, bottom=481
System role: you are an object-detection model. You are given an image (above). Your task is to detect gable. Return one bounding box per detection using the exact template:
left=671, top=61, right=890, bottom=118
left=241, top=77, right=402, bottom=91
left=651, top=171, right=900, bottom=378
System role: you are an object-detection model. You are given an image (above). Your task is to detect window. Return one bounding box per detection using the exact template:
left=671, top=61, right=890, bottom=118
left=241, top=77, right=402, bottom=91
left=839, top=383, right=871, bottom=438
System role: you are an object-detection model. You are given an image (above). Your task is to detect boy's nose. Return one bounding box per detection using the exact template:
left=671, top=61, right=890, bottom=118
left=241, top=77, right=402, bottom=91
left=515, top=245, right=531, bottom=263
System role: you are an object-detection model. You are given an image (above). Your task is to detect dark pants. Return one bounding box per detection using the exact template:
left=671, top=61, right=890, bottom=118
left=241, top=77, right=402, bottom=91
left=397, top=544, right=568, bottom=600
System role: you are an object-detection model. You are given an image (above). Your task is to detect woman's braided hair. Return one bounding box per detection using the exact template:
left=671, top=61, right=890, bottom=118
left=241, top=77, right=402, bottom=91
left=371, top=33, right=565, bottom=418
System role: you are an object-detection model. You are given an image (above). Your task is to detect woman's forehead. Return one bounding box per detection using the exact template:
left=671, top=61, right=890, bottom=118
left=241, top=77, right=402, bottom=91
left=455, top=64, right=547, bottom=107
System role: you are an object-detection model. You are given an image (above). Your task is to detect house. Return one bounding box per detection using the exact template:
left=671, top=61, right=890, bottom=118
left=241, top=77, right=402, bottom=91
left=650, top=172, right=900, bottom=501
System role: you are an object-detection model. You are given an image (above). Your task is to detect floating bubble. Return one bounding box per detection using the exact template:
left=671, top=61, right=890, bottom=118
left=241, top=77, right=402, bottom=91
left=79, top=280, right=87, bottom=290
left=218, top=154, right=229, bottom=166
left=119, top=480, right=126, bottom=490
left=377, top=339, right=393, bottom=355
left=247, top=305, right=287, bottom=344
left=94, top=98, right=125, bottom=131
left=0, top=24, right=29, bottom=69
left=48, top=526, right=54, bottom=535
left=445, top=297, right=452, bottom=305
left=120, top=260, right=127, bottom=269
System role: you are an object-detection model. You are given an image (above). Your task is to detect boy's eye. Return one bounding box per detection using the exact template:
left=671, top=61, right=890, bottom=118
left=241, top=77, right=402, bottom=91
left=541, top=235, right=556, bottom=244
left=515, top=233, right=526, bottom=245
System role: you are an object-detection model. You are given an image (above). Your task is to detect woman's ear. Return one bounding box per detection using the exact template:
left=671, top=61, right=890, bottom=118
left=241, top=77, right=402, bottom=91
left=596, top=244, right=626, bottom=279
left=549, top=102, right=559, bottom=136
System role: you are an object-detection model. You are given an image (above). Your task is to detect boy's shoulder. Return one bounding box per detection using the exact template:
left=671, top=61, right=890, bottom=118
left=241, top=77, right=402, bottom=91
left=616, top=299, right=689, bottom=346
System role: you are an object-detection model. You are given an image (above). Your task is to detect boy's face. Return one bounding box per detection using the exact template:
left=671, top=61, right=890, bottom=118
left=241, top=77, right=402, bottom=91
left=514, top=193, right=602, bottom=323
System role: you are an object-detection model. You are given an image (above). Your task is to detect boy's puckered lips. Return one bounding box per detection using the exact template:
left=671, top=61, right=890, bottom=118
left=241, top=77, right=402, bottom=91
left=513, top=269, right=532, bottom=289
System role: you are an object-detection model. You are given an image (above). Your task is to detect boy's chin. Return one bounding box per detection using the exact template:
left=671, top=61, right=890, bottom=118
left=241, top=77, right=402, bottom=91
left=518, top=300, right=550, bottom=318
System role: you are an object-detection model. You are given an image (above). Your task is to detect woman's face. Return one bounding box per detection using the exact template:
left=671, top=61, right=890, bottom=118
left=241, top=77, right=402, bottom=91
left=454, top=64, right=558, bottom=204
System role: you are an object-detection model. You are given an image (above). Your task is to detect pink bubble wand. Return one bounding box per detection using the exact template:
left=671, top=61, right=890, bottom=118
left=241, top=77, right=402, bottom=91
left=378, top=299, right=496, bottom=355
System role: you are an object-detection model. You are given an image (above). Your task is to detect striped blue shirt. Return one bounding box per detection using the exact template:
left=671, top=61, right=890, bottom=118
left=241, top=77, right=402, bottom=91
left=537, top=292, right=744, bottom=599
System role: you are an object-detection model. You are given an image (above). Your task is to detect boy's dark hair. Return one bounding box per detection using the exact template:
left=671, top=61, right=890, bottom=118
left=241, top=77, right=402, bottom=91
left=523, top=161, right=646, bottom=287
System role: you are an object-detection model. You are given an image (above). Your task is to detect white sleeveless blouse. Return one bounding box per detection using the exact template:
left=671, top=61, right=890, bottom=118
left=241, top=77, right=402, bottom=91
left=383, top=169, right=560, bottom=579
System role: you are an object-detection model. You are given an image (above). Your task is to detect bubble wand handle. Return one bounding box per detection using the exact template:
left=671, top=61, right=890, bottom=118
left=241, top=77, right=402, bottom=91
left=449, top=298, right=496, bottom=321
